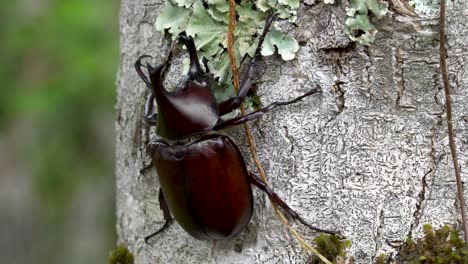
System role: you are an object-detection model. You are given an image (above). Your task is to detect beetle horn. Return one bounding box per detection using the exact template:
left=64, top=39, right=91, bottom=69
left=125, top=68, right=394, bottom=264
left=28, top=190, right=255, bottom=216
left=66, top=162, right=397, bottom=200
left=177, top=33, right=204, bottom=77
left=147, top=63, right=167, bottom=99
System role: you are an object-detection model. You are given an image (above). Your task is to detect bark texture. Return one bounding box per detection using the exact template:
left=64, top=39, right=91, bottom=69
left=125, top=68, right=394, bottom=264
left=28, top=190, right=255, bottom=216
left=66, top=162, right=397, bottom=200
left=116, top=0, right=468, bottom=263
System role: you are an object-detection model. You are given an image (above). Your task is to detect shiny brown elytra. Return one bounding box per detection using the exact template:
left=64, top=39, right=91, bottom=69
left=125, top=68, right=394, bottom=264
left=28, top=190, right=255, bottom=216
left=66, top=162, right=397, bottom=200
left=135, top=15, right=336, bottom=242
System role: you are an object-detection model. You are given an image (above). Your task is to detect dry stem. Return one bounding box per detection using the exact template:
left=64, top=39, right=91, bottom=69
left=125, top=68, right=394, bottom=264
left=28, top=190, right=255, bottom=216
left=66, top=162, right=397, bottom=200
left=227, top=1, right=332, bottom=263
left=439, top=0, right=468, bottom=242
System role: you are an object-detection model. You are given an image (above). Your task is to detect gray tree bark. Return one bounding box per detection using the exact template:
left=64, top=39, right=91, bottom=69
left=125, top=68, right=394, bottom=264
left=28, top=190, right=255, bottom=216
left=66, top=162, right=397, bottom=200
left=116, top=0, right=468, bottom=263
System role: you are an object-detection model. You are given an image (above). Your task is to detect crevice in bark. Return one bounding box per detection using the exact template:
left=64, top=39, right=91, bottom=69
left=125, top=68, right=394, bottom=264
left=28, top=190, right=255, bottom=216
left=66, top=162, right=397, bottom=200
left=282, top=126, right=295, bottom=153
left=332, top=80, right=346, bottom=114
left=407, top=112, right=442, bottom=238
left=408, top=59, right=445, bottom=237
left=331, top=59, right=346, bottom=115
left=320, top=42, right=356, bottom=55
left=408, top=168, right=432, bottom=238
left=373, top=208, right=385, bottom=260
left=362, top=46, right=374, bottom=100
left=433, top=68, right=444, bottom=107
left=393, top=46, right=406, bottom=107
left=408, top=169, right=433, bottom=238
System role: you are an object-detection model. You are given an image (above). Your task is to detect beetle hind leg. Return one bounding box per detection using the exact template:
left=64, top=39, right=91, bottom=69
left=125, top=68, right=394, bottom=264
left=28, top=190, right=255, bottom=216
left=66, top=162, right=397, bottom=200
left=248, top=172, right=339, bottom=236
left=145, top=188, right=173, bottom=244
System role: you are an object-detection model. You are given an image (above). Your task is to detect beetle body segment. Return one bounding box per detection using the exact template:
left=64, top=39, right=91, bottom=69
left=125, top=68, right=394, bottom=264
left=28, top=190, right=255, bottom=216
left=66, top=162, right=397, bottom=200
left=147, top=60, right=218, bottom=140
left=151, top=135, right=253, bottom=240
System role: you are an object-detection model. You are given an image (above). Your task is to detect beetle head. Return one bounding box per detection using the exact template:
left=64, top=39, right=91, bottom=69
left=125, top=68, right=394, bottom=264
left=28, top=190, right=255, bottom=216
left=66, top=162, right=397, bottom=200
left=176, top=33, right=214, bottom=87
left=146, top=33, right=219, bottom=140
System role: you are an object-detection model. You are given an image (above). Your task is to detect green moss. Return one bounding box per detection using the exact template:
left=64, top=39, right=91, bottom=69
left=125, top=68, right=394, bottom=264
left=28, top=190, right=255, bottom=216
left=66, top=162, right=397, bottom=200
left=375, top=253, right=387, bottom=264
left=397, top=224, right=468, bottom=263
left=311, top=234, right=351, bottom=263
left=109, top=246, right=134, bottom=264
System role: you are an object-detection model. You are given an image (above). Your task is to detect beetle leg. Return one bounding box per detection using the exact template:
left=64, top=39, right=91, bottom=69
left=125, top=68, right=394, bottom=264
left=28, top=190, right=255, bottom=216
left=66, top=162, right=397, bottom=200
left=136, top=55, right=159, bottom=125
left=139, top=161, right=153, bottom=175
left=217, top=14, right=276, bottom=115
left=144, top=92, right=158, bottom=126
left=214, top=87, right=321, bottom=131
left=135, top=55, right=154, bottom=90
left=145, top=188, right=173, bottom=244
left=248, top=172, right=339, bottom=235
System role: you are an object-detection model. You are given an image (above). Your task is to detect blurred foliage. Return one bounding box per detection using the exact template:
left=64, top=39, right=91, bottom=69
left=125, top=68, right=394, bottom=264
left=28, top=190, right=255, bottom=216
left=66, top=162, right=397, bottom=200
left=0, top=0, right=118, bottom=263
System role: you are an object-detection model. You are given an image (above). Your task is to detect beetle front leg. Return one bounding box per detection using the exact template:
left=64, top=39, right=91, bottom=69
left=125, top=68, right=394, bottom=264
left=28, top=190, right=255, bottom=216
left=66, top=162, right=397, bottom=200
left=214, top=87, right=321, bottom=131
left=248, top=172, right=339, bottom=236
left=139, top=161, right=153, bottom=175
left=136, top=55, right=159, bottom=125
left=145, top=188, right=173, bottom=244
left=217, top=14, right=276, bottom=115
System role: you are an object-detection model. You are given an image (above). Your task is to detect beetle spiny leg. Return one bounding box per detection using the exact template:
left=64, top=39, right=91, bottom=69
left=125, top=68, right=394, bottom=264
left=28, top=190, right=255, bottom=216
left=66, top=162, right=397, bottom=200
left=139, top=161, right=154, bottom=175
left=248, top=171, right=340, bottom=236
left=218, top=13, right=277, bottom=115
left=215, top=87, right=321, bottom=130
left=144, top=220, right=172, bottom=244
left=145, top=189, right=173, bottom=244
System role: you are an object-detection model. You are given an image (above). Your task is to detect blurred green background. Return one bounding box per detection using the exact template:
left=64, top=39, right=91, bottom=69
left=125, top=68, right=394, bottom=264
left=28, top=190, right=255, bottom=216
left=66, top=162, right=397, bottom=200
left=0, top=0, right=119, bottom=263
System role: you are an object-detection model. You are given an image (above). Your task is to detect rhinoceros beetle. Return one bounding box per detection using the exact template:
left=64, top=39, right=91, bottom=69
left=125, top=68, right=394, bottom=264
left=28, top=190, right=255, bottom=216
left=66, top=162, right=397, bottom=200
left=135, top=15, right=336, bottom=242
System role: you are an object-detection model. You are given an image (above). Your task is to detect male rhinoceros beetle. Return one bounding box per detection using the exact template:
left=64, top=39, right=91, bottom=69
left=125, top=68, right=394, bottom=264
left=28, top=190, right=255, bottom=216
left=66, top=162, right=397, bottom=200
left=135, top=15, right=336, bottom=242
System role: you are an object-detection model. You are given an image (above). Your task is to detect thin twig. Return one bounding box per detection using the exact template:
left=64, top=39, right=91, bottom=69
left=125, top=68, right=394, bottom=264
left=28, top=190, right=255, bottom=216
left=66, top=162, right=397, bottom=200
left=439, top=0, right=468, bottom=242
left=226, top=1, right=332, bottom=263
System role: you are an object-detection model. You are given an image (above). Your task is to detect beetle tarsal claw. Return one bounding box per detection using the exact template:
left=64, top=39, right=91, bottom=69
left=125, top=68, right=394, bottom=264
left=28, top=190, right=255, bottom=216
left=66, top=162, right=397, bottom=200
left=139, top=162, right=153, bottom=175
left=295, top=216, right=341, bottom=236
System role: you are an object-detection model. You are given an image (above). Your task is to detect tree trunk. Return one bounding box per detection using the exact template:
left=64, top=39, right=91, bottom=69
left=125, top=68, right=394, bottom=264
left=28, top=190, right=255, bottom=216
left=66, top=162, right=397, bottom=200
left=116, top=0, right=468, bottom=262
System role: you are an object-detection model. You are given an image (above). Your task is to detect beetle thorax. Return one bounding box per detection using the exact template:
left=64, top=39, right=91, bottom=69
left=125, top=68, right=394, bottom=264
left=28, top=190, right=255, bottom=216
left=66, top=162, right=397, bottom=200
left=155, top=82, right=219, bottom=140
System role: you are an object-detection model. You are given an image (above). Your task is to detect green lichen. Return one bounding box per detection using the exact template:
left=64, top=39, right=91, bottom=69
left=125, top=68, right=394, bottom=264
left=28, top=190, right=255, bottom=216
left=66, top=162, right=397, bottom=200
left=408, top=0, right=439, bottom=15
left=155, top=0, right=301, bottom=100
left=345, top=0, right=388, bottom=46
left=311, top=234, right=351, bottom=264
left=399, top=224, right=468, bottom=263
left=109, top=246, right=134, bottom=264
